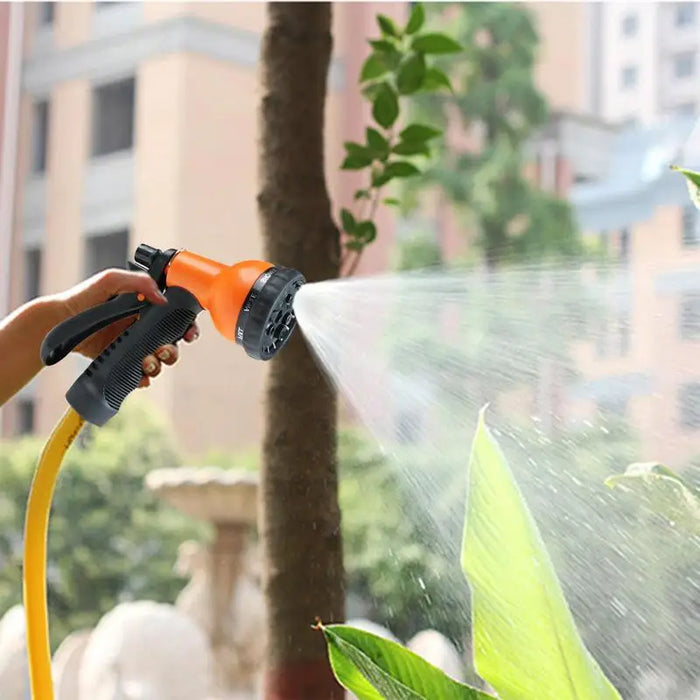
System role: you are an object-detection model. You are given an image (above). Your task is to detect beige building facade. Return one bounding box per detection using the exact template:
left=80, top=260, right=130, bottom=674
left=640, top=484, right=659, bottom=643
left=568, top=119, right=700, bottom=465
left=0, top=1, right=404, bottom=453
left=531, top=1, right=700, bottom=123
left=530, top=3, right=700, bottom=464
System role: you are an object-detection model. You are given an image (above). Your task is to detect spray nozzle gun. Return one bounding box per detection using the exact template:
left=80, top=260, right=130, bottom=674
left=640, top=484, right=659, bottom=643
left=41, top=243, right=306, bottom=426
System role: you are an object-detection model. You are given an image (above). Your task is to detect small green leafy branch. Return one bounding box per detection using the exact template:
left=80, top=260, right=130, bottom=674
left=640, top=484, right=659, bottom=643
left=338, top=4, right=460, bottom=276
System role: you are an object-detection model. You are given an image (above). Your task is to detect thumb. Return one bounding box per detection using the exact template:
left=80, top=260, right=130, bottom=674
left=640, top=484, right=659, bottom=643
left=94, top=269, right=167, bottom=305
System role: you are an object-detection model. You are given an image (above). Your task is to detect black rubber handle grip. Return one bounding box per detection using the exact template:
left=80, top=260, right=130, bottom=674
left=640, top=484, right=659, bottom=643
left=66, top=286, right=203, bottom=426
left=42, top=292, right=147, bottom=366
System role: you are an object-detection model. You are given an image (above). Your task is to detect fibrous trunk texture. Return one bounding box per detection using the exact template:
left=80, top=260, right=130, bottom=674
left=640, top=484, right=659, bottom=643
left=258, top=3, right=344, bottom=698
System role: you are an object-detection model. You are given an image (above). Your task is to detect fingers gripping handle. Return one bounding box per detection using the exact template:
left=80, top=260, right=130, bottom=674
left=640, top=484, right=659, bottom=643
left=66, top=287, right=203, bottom=426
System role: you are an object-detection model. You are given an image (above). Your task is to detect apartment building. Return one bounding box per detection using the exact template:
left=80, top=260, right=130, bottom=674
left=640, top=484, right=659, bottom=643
left=532, top=1, right=700, bottom=124
left=566, top=117, right=700, bottom=464
left=0, top=1, right=403, bottom=452
left=529, top=3, right=700, bottom=463
left=598, top=2, right=700, bottom=123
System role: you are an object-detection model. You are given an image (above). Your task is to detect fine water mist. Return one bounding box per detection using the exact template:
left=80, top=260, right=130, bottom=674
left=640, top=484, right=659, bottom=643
left=294, top=261, right=700, bottom=698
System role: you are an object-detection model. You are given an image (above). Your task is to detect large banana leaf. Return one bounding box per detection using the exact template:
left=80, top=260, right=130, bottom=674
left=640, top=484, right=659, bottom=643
left=461, top=410, right=622, bottom=700
left=322, top=623, right=494, bottom=699
left=606, top=462, right=700, bottom=536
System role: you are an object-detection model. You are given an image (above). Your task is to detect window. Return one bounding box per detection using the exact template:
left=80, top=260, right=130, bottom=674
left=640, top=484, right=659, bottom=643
left=622, top=14, right=638, bottom=36
left=17, top=399, right=35, bottom=435
left=618, top=311, right=631, bottom=355
left=24, top=248, right=42, bottom=301
left=597, top=397, right=628, bottom=418
left=682, top=205, right=700, bottom=247
left=619, top=228, right=631, bottom=265
left=680, top=293, right=700, bottom=339
left=676, top=102, right=697, bottom=115
left=31, top=100, right=49, bottom=174
left=679, top=382, right=700, bottom=428
left=675, top=2, right=696, bottom=26
left=674, top=52, right=696, bottom=78
left=37, top=2, right=54, bottom=26
left=621, top=66, right=638, bottom=89
left=91, top=78, right=135, bottom=157
left=596, top=317, right=610, bottom=358
left=596, top=312, right=631, bottom=358
left=84, top=229, right=129, bottom=276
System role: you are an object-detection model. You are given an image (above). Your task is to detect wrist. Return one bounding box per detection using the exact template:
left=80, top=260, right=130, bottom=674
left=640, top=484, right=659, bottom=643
left=0, top=294, right=71, bottom=404
left=26, top=295, right=72, bottom=335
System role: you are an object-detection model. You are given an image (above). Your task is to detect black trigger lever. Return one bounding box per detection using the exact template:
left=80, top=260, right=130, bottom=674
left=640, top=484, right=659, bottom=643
left=41, top=293, right=150, bottom=367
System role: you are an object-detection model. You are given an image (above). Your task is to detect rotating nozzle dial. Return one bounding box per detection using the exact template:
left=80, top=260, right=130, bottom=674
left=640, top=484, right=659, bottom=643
left=235, top=267, right=306, bottom=360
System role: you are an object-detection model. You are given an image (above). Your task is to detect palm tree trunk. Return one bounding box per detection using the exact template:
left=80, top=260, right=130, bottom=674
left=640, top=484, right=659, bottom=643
left=258, top=4, right=344, bottom=698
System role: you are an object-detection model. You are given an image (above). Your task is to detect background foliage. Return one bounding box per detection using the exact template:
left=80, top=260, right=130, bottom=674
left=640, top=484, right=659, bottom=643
left=404, top=2, right=581, bottom=267
left=338, top=3, right=458, bottom=274
left=0, top=399, right=208, bottom=647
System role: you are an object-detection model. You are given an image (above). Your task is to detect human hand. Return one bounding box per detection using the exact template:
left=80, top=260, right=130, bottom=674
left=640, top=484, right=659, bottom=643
left=55, top=269, right=200, bottom=387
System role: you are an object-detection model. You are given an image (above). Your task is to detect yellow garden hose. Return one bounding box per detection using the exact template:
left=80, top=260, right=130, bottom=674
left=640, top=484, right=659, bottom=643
left=23, top=407, right=85, bottom=700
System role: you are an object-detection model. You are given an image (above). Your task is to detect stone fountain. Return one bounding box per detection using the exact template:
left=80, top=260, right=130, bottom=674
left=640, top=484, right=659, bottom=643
left=145, top=467, right=265, bottom=699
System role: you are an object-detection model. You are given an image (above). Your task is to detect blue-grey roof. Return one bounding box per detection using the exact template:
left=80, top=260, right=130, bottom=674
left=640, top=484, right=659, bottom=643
left=571, top=116, right=700, bottom=232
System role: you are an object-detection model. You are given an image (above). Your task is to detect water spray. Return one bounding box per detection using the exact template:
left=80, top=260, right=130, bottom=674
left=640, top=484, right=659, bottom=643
left=23, top=244, right=305, bottom=699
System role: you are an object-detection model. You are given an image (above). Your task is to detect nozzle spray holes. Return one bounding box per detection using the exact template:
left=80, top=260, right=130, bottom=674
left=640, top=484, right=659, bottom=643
left=236, top=268, right=306, bottom=360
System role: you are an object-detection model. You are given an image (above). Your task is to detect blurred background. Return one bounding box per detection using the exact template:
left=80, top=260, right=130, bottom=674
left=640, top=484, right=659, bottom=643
left=4, top=2, right=700, bottom=462
left=0, top=2, right=698, bottom=699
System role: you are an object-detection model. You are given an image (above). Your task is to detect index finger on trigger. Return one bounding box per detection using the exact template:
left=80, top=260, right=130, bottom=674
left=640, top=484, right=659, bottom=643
left=100, top=269, right=167, bottom=305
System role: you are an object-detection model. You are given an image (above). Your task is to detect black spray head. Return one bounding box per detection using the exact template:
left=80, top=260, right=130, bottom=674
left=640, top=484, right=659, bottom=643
left=235, top=267, right=306, bottom=360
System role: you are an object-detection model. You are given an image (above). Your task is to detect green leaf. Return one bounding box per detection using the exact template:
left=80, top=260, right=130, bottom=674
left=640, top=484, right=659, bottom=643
left=383, top=197, right=401, bottom=207
left=369, top=39, right=397, bottom=53
left=366, top=127, right=390, bottom=154
left=365, top=41, right=402, bottom=72
left=322, top=624, right=494, bottom=700
left=340, top=208, right=357, bottom=234
left=392, top=140, right=431, bottom=156
left=384, top=161, right=421, bottom=178
left=362, top=82, right=385, bottom=102
left=343, top=141, right=375, bottom=163
left=345, top=240, right=364, bottom=252
left=344, top=141, right=374, bottom=159
left=372, top=83, right=399, bottom=129
left=372, top=170, right=391, bottom=188
left=421, top=67, right=454, bottom=93
left=606, top=462, right=700, bottom=536
left=411, top=33, right=462, bottom=55
left=377, top=14, right=400, bottom=38
left=671, top=164, right=700, bottom=209
left=341, top=155, right=373, bottom=170
left=400, top=123, right=442, bottom=143
left=372, top=161, right=420, bottom=187
left=355, top=220, right=377, bottom=244
left=354, top=189, right=371, bottom=201
left=397, top=52, right=427, bottom=95
left=461, top=410, right=622, bottom=700
left=405, top=4, right=425, bottom=34
left=360, top=53, right=390, bottom=82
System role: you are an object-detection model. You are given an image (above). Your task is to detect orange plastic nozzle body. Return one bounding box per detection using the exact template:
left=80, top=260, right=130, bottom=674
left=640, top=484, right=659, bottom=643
left=166, top=250, right=272, bottom=341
